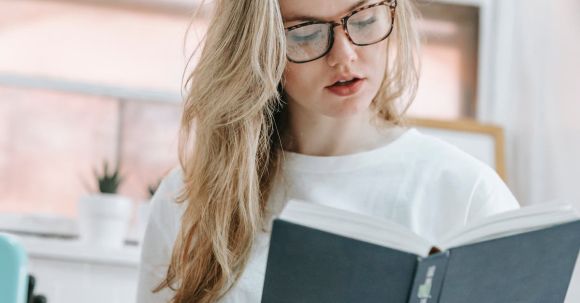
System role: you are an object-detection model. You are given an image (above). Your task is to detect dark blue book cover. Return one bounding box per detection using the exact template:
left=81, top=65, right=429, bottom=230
left=261, top=220, right=418, bottom=303
left=262, top=219, right=580, bottom=303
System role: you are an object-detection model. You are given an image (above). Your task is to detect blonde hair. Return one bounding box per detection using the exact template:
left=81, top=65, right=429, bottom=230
left=156, top=0, right=421, bottom=302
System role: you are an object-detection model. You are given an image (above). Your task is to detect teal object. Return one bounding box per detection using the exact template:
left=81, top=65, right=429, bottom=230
left=0, top=233, right=28, bottom=303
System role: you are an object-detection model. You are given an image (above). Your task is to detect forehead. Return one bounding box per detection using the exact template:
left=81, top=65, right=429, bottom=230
left=279, top=0, right=370, bottom=22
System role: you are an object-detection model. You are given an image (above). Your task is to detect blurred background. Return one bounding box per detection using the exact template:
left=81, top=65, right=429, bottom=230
left=0, top=0, right=579, bottom=302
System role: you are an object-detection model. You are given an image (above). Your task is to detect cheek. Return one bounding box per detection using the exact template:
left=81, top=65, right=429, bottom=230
left=364, top=42, right=388, bottom=79
left=283, top=63, right=320, bottom=100
left=357, top=43, right=388, bottom=99
left=283, top=65, right=299, bottom=90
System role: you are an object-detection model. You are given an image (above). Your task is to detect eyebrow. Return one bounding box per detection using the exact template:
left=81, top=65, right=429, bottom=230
left=283, top=0, right=371, bottom=23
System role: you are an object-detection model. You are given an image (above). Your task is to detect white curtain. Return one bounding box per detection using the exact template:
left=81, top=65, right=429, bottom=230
left=489, top=0, right=580, bottom=208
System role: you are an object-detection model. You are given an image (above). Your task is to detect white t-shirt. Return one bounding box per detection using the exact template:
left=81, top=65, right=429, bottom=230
left=136, top=128, right=520, bottom=303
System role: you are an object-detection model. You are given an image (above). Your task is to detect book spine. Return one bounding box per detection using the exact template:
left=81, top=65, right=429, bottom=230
left=407, top=251, right=450, bottom=303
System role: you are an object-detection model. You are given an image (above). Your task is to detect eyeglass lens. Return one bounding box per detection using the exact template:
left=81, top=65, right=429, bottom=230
left=286, top=4, right=393, bottom=63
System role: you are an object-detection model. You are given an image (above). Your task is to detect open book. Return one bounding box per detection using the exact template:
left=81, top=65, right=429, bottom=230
left=261, top=200, right=580, bottom=303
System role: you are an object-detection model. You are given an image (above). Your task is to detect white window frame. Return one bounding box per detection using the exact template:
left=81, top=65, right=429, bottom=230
left=0, top=74, right=182, bottom=104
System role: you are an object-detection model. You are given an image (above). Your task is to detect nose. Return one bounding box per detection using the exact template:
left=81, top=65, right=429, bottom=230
left=326, top=27, right=358, bottom=68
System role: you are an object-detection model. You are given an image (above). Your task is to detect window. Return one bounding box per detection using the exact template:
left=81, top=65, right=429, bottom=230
left=0, top=0, right=483, bottom=218
left=0, top=0, right=203, bottom=218
left=0, top=85, right=180, bottom=216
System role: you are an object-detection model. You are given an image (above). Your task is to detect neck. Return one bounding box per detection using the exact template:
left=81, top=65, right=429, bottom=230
left=284, top=102, right=401, bottom=156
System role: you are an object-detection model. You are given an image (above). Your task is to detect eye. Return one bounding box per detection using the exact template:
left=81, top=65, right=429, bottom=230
left=351, top=16, right=377, bottom=28
left=289, top=29, right=323, bottom=43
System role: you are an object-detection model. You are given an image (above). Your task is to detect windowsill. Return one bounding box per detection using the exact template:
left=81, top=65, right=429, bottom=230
left=15, top=235, right=141, bottom=267
left=0, top=213, right=142, bottom=267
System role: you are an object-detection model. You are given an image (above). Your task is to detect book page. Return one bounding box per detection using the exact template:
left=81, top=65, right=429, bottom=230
left=437, top=203, right=580, bottom=250
left=279, top=199, right=433, bottom=257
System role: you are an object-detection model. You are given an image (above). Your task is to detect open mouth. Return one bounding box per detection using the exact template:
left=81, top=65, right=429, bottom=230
left=330, top=78, right=361, bottom=87
left=325, top=78, right=365, bottom=96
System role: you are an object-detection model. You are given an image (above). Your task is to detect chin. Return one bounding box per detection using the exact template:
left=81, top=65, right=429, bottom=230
left=322, top=95, right=375, bottom=118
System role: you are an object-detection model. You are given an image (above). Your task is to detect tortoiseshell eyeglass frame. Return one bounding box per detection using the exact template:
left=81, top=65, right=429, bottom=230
left=284, top=0, right=398, bottom=64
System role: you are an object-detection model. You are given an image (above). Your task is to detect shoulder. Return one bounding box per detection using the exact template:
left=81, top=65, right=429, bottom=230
left=401, top=128, right=494, bottom=178
left=137, top=166, right=185, bottom=302
left=401, top=128, right=520, bottom=216
left=151, top=166, right=185, bottom=207
left=147, top=166, right=186, bottom=242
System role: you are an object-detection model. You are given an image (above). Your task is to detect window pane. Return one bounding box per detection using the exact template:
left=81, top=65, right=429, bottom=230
left=0, top=0, right=203, bottom=95
left=0, top=86, right=119, bottom=217
left=118, top=100, right=180, bottom=202
left=410, top=3, right=479, bottom=119
left=0, top=86, right=182, bottom=217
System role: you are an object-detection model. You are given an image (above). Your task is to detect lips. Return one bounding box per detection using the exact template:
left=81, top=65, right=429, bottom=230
left=327, top=74, right=364, bottom=88
left=325, top=78, right=365, bottom=96
left=329, top=78, right=361, bottom=87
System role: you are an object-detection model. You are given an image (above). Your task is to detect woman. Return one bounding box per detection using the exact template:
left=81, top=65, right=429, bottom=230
left=137, top=0, right=520, bottom=302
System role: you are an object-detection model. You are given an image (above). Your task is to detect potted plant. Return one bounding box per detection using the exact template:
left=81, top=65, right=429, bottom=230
left=78, top=161, right=132, bottom=248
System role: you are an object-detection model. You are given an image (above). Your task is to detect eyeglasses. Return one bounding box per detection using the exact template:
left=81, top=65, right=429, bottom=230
left=285, top=0, right=397, bottom=64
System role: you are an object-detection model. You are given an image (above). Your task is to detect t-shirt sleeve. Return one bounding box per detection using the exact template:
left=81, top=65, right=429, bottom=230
left=136, top=169, right=183, bottom=303
left=466, top=165, right=521, bottom=223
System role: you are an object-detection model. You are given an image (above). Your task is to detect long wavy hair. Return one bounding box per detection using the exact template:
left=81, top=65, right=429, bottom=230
left=155, top=0, right=421, bottom=302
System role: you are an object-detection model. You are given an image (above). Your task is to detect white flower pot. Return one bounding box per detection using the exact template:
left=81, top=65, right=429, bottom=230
left=78, top=193, right=133, bottom=249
